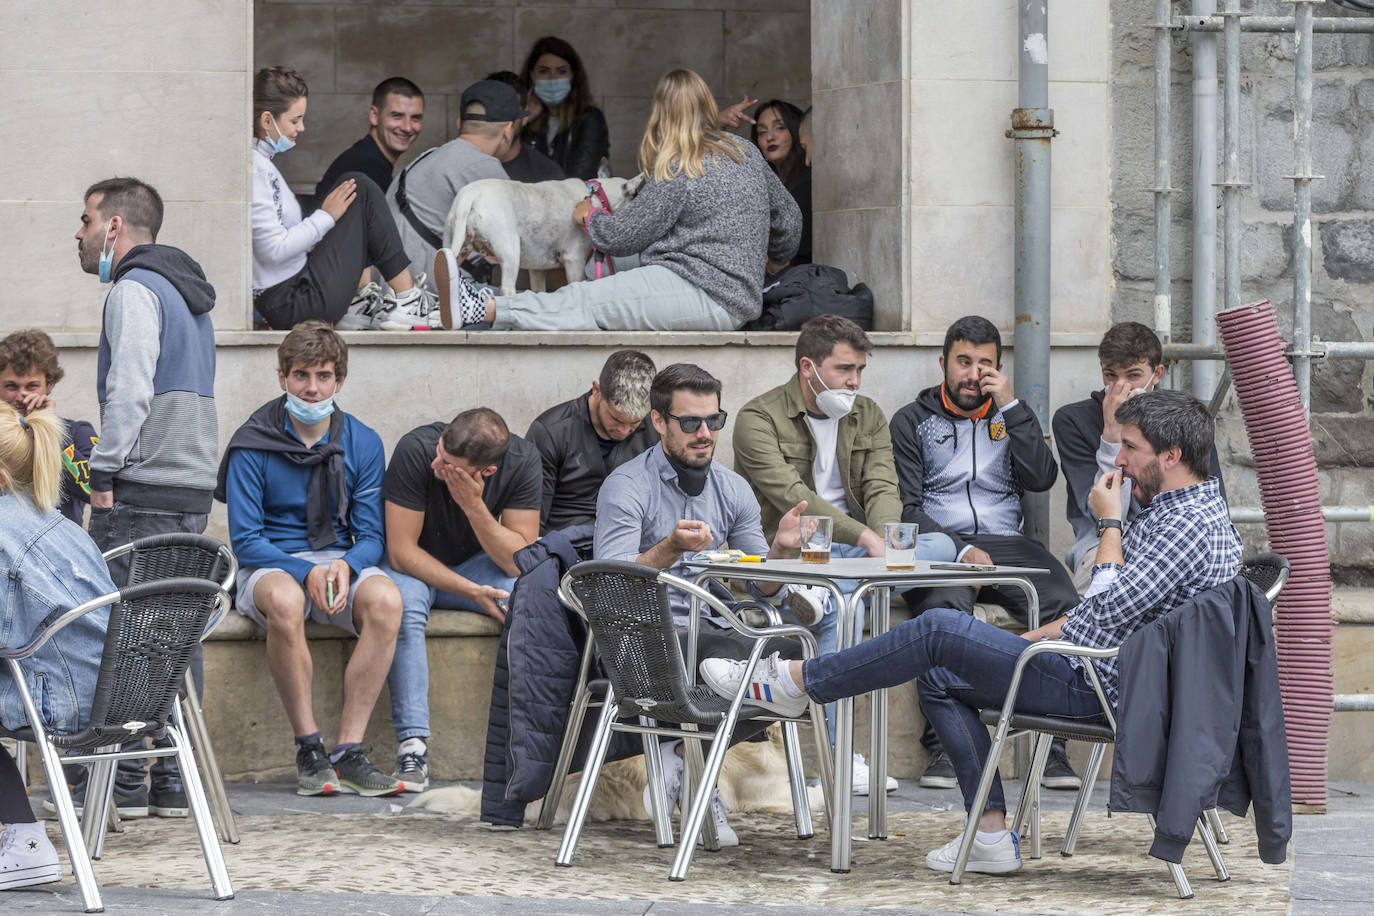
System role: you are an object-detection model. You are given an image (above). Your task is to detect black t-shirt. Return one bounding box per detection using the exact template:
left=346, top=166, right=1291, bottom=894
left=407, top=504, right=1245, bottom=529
left=315, top=135, right=395, bottom=206
left=383, top=422, right=543, bottom=567
left=503, top=145, right=566, bottom=184
left=789, top=170, right=812, bottom=265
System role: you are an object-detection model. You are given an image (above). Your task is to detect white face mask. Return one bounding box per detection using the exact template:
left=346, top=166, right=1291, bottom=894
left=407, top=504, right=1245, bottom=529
left=806, top=359, right=857, bottom=419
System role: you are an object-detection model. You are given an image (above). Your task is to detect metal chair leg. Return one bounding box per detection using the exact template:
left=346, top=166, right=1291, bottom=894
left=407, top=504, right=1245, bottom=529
left=180, top=671, right=239, bottom=844
left=781, top=720, right=814, bottom=839
left=167, top=713, right=233, bottom=899
left=1012, top=732, right=1052, bottom=860
left=555, top=689, right=619, bottom=867
left=12, top=738, right=27, bottom=788
left=1011, top=732, right=1046, bottom=837
left=1196, top=815, right=1230, bottom=881
left=1061, top=743, right=1105, bottom=857
left=679, top=726, right=720, bottom=851
left=1148, top=815, right=1194, bottom=899
left=1205, top=806, right=1230, bottom=845
left=85, top=751, right=119, bottom=860
left=32, top=737, right=102, bottom=912
left=535, top=682, right=597, bottom=831
left=671, top=715, right=742, bottom=880
left=951, top=715, right=1017, bottom=884
left=809, top=699, right=835, bottom=828
left=640, top=720, right=674, bottom=848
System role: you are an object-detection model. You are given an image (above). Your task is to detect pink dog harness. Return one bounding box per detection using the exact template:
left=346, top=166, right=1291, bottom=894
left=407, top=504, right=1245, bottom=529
left=582, top=179, right=617, bottom=280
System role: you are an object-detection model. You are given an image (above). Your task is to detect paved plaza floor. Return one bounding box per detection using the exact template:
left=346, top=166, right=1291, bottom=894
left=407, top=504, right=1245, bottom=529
left=6, top=776, right=1364, bottom=914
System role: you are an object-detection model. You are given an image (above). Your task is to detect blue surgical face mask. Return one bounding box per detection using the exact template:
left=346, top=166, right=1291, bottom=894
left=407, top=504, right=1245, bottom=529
left=284, top=392, right=335, bottom=424
left=268, top=114, right=295, bottom=154
left=534, top=78, right=572, bottom=106
left=97, top=221, right=116, bottom=283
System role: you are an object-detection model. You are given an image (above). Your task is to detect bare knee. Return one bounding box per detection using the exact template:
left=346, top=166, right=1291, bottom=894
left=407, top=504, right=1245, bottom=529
left=255, top=574, right=307, bottom=635
left=353, top=577, right=402, bottom=639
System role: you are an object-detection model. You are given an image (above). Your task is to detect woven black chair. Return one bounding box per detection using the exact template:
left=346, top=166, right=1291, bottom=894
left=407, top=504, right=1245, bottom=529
left=554, top=560, right=832, bottom=881
left=91, top=534, right=240, bottom=848
left=1, top=577, right=234, bottom=913
left=952, top=553, right=1292, bottom=896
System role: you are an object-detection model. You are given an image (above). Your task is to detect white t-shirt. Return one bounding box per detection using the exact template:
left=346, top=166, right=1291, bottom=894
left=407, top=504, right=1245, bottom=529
left=805, top=413, right=849, bottom=515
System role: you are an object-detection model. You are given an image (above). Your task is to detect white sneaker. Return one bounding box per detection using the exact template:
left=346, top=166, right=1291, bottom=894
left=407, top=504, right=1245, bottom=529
left=850, top=752, right=899, bottom=796
left=0, top=823, right=61, bottom=890
left=924, top=829, right=1022, bottom=874
left=640, top=741, right=737, bottom=847
left=699, top=652, right=809, bottom=718
left=336, top=281, right=386, bottom=329
left=785, top=585, right=828, bottom=626
left=378, top=274, right=440, bottom=330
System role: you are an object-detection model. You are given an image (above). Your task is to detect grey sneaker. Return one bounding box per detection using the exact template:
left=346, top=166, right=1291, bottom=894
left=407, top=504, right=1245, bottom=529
left=919, top=748, right=958, bottom=790
left=1040, top=740, right=1082, bottom=790
left=42, top=785, right=148, bottom=819
left=394, top=738, right=430, bottom=793
left=334, top=746, right=403, bottom=797
left=296, top=739, right=340, bottom=797
left=337, top=281, right=386, bottom=330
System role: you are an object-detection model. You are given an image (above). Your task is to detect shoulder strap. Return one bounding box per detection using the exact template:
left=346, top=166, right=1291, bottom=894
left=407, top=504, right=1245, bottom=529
left=393, top=148, right=444, bottom=250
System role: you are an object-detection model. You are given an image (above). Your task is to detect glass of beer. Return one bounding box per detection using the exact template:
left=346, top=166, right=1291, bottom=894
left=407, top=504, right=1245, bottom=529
left=885, top=522, right=917, bottom=570
left=800, top=515, right=833, bottom=563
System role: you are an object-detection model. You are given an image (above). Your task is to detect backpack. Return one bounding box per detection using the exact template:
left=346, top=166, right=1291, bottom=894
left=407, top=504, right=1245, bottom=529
left=746, top=263, right=875, bottom=331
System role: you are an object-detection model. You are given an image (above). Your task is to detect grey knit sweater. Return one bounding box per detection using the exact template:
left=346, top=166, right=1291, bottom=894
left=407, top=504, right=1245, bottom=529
left=587, top=142, right=801, bottom=321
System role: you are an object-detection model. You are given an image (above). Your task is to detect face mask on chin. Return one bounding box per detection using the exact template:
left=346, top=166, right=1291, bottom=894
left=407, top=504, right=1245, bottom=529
left=268, top=114, right=296, bottom=154
left=285, top=392, right=335, bottom=425
left=806, top=360, right=857, bottom=419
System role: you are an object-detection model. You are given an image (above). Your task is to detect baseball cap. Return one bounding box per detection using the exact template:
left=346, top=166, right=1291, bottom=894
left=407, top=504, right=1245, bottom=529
left=460, top=80, right=530, bottom=123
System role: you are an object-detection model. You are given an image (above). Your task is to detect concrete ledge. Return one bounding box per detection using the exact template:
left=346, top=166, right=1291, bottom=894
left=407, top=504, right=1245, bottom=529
left=206, top=607, right=502, bottom=641
left=1334, top=588, right=1374, bottom=624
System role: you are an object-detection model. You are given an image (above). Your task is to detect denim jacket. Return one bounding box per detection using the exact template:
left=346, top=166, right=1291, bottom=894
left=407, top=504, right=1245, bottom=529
left=0, top=492, right=115, bottom=734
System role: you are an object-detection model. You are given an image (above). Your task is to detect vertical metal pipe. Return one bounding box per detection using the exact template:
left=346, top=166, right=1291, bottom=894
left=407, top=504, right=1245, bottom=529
left=1011, top=0, right=1053, bottom=547
left=1222, top=0, right=1243, bottom=316
left=1292, top=1, right=1316, bottom=412
left=1153, top=0, right=1175, bottom=348
left=1191, top=0, right=1219, bottom=399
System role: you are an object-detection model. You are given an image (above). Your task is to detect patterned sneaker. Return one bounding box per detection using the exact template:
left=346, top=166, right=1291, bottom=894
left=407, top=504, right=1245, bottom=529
left=393, top=738, right=430, bottom=793
left=333, top=746, right=403, bottom=797
left=296, top=739, right=340, bottom=797
left=699, top=652, right=809, bottom=718
left=336, top=281, right=386, bottom=330
left=0, top=823, right=61, bottom=890
left=433, top=248, right=492, bottom=329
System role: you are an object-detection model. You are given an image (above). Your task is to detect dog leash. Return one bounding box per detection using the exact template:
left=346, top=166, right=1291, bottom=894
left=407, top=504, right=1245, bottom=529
left=582, top=179, right=617, bottom=280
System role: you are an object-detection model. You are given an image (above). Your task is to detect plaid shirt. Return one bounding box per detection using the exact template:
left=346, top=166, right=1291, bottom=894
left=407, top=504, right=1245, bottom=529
left=1060, top=477, right=1240, bottom=707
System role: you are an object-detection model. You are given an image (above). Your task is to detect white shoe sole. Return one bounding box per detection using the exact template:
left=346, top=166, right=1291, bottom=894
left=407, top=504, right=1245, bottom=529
left=396, top=777, right=429, bottom=794
left=0, top=862, right=62, bottom=890
left=41, top=799, right=149, bottom=818
left=1041, top=776, right=1083, bottom=790
left=699, top=662, right=808, bottom=719
left=434, top=248, right=459, bottom=330
left=925, top=852, right=1022, bottom=874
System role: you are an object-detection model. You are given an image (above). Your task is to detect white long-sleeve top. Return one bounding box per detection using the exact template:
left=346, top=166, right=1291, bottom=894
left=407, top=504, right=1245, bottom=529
left=251, top=138, right=335, bottom=292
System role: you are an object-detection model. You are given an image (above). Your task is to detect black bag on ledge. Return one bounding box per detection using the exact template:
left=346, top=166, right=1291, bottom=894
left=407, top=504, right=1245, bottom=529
left=746, top=263, right=875, bottom=331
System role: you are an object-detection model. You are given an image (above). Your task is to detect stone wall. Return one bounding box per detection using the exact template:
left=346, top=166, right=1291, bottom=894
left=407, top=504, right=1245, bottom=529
left=1110, top=1, right=1374, bottom=580
left=0, top=0, right=252, bottom=330
left=253, top=0, right=811, bottom=190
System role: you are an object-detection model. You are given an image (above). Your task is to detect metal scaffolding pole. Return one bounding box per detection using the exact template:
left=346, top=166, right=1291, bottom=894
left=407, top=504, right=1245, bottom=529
left=1192, top=0, right=1220, bottom=400
left=1231, top=506, right=1374, bottom=524
left=1220, top=0, right=1244, bottom=316
left=1153, top=0, right=1176, bottom=348
left=1010, top=0, right=1054, bottom=547
left=1182, top=15, right=1374, bottom=32
left=1292, top=1, right=1318, bottom=412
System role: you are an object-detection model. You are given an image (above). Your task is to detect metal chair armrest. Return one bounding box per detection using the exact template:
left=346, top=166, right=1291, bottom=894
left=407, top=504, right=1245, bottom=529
left=658, top=573, right=820, bottom=659
left=994, top=639, right=1120, bottom=732
left=0, top=590, right=123, bottom=660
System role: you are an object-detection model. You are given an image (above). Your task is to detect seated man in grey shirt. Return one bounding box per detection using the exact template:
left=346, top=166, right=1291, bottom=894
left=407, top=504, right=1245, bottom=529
left=593, top=363, right=809, bottom=849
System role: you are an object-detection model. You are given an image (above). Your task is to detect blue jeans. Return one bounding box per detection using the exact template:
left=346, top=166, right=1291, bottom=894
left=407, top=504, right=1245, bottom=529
left=802, top=607, right=1105, bottom=813
left=809, top=533, right=959, bottom=747
left=384, top=553, right=516, bottom=741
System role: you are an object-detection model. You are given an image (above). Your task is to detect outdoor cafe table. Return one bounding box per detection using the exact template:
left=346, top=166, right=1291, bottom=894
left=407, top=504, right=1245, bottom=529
left=692, top=556, right=1049, bottom=873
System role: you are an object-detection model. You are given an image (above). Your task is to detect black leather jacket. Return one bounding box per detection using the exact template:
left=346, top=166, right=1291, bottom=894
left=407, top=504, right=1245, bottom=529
left=526, top=106, right=610, bottom=181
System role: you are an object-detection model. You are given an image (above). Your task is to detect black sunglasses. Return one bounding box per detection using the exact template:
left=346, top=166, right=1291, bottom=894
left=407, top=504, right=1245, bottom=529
left=665, top=410, right=728, bottom=433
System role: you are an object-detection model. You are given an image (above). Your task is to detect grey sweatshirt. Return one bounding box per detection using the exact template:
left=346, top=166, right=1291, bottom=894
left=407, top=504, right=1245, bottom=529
left=587, top=142, right=801, bottom=321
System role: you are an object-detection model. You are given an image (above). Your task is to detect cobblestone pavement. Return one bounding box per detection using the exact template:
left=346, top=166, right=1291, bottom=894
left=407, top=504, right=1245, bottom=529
left=9, top=780, right=1294, bottom=915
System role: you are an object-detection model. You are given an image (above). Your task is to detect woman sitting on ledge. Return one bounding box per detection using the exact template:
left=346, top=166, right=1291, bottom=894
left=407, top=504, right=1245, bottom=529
left=434, top=68, right=801, bottom=333
left=0, top=404, right=115, bottom=890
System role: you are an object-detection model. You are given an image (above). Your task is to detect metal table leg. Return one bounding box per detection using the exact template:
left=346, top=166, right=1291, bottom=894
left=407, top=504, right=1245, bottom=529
left=868, top=586, right=890, bottom=839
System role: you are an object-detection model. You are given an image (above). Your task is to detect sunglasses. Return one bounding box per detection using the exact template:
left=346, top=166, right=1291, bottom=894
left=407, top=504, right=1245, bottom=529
left=665, top=410, right=728, bottom=433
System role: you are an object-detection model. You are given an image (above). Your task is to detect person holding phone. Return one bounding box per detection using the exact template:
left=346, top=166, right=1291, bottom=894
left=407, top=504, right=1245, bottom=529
left=218, top=322, right=404, bottom=799
left=888, top=315, right=1082, bottom=792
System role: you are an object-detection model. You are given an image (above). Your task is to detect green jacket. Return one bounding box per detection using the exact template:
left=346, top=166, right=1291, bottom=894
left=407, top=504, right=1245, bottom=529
left=733, top=374, right=903, bottom=545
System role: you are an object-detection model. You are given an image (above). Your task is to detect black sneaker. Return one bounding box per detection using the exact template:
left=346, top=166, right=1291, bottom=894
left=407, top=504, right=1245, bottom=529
left=42, top=785, right=149, bottom=819
left=334, top=746, right=403, bottom=797
left=150, top=784, right=189, bottom=818
left=296, top=739, right=340, bottom=797
left=919, top=749, right=958, bottom=789
left=1041, top=741, right=1082, bottom=790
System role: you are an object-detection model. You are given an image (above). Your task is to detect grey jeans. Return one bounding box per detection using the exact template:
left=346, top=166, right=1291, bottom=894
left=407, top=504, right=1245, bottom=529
left=492, top=264, right=742, bottom=331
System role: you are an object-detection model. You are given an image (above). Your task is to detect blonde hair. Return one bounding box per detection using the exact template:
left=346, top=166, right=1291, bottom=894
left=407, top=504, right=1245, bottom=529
left=0, top=403, right=64, bottom=512
left=637, top=69, right=748, bottom=182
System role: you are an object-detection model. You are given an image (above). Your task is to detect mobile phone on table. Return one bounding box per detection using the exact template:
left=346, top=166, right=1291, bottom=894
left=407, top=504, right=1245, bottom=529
left=930, top=562, right=997, bottom=572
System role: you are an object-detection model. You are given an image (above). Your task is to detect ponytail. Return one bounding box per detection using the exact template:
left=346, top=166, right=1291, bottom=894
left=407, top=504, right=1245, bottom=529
left=0, top=403, right=65, bottom=512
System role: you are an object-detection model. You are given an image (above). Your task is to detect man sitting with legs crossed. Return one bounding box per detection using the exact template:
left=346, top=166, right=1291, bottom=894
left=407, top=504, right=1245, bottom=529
left=219, top=322, right=404, bottom=797
left=702, top=390, right=1241, bottom=874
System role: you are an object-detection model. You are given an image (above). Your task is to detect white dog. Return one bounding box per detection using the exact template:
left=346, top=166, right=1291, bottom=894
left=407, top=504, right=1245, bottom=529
left=442, top=174, right=645, bottom=295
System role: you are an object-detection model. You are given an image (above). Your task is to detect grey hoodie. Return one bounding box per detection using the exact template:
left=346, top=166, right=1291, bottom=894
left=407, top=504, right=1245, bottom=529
left=91, top=244, right=218, bottom=513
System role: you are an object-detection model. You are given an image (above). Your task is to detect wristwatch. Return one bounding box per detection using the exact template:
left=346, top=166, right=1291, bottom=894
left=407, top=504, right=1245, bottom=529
left=1096, top=518, right=1123, bottom=536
